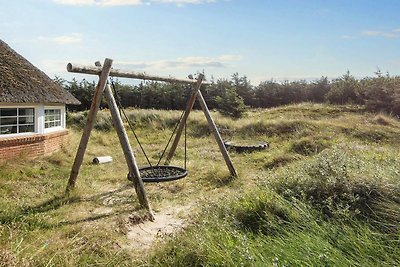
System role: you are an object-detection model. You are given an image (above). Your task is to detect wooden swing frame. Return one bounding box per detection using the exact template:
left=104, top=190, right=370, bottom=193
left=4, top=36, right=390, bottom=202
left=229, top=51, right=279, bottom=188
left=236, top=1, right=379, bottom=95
left=65, top=58, right=237, bottom=218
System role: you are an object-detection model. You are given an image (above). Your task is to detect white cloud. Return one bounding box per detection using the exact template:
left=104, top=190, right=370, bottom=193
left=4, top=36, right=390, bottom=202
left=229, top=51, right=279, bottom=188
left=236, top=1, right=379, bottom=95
left=117, top=54, right=242, bottom=70
left=341, top=35, right=357, bottom=40
left=37, top=60, right=75, bottom=78
left=361, top=29, right=400, bottom=39
left=218, top=54, right=243, bottom=61
left=52, top=0, right=96, bottom=5
left=38, top=33, right=83, bottom=45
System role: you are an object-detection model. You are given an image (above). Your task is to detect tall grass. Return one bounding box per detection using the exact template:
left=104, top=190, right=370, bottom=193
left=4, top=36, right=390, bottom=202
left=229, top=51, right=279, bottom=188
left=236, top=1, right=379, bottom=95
left=2, top=104, right=400, bottom=265
left=144, top=146, right=400, bottom=266
left=145, top=190, right=399, bottom=266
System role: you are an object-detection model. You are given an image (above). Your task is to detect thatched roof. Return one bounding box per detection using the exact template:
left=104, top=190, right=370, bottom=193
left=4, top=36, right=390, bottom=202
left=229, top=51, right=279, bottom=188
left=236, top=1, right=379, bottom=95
left=0, top=39, right=80, bottom=105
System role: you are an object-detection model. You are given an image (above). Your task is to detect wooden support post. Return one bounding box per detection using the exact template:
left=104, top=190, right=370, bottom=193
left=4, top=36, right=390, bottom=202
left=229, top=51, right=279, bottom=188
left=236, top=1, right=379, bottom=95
left=103, top=84, right=154, bottom=218
left=66, top=58, right=113, bottom=193
left=197, top=91, right=237, bottom=177
left=165, top=74, right=204, bottom=164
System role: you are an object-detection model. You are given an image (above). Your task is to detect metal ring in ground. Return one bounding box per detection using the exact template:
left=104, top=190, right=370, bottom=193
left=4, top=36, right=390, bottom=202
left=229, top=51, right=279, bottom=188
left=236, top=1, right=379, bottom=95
left=138, top=165, right=188, bottom=183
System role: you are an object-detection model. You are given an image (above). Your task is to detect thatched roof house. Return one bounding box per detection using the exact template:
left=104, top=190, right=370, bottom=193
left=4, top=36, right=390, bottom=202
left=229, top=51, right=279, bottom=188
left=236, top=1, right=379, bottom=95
left=0, top=39, right=79, bottom=105
left=0, top=39, right=80, bottom=160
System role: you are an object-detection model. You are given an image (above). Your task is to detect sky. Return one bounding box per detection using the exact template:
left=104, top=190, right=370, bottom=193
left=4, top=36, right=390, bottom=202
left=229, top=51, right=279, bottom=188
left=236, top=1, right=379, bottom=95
left=1, top=0, right=400, bottom=85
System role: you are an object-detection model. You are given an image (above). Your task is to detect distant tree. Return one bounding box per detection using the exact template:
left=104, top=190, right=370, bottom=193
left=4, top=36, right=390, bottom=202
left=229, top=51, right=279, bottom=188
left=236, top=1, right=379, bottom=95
left=53, top=75, right=66, bottom=87
left=362, top=75, right=400, bottom=115
left=308, top=77, right=331, bottom=103
left=212, top=79, right=247, bottom=118
left=254, top=80, right=282, bottom=107
left=283, top=80, right=309, bottom=104
left=63, top=78, right=103, bottom=111
left=231, top=73, right=255, bottom=106
left=110, top=80, right=140, bottom=108
left=325, top=71, right=361, bottom=104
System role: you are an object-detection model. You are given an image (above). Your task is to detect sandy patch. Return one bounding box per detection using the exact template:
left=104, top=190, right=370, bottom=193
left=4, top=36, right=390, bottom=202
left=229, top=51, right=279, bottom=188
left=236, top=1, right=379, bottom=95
left=124, top=205, right=190, bottom=251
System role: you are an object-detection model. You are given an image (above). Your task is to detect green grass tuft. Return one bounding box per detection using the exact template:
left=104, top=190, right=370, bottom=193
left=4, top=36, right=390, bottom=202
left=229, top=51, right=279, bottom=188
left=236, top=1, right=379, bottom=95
left=290, top=136, right=331, bottom=156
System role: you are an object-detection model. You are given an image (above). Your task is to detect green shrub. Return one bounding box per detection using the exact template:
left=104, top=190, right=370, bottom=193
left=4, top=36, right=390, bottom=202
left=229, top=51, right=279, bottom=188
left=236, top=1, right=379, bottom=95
left=213, top=84, right=247, bottom=118
left=373, top=114, right=392, bottom=126
left=290, top=136, right=331, bottom=156
left=271, top=148, right=400, bottom=223
left=263, top=154, right=300, bottom=169
left=93, top=111, right=113, bottom=131
left=240, top=119, right=317, bottom=137
left=233, top=192, right=301, bottom=235
left=66, top=110, right=114, bottom=131
left=325, top=72, right=362, bottom=104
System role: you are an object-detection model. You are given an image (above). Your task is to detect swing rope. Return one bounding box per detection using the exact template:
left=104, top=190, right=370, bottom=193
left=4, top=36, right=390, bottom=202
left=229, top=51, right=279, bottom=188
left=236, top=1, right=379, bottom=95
left=156, top=110, right=186, bottom=167
left=110, top=78, right=153, bottom=167
left=109, top=78, right=188, bottom=170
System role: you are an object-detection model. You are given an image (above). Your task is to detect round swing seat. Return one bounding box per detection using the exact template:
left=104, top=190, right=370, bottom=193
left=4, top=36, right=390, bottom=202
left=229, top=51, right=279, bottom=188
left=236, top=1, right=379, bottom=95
left=138, top=165, right=188, bottom=183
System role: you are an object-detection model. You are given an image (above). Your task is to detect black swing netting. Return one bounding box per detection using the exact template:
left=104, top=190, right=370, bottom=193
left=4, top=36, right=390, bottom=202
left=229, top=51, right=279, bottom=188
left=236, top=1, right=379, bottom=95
left=139, top=165, right=188, bottom=182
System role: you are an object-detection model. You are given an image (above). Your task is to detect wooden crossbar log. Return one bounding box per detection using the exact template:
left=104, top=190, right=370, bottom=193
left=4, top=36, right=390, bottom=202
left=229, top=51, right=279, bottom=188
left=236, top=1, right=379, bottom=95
left=67, top=63, right=212, bottom=85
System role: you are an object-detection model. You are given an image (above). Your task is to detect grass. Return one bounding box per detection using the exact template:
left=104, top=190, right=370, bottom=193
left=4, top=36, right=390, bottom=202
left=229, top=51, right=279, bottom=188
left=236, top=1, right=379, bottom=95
left=1, top=103, right=400, bottom=266
left=145, top=192, right=399, bottom=266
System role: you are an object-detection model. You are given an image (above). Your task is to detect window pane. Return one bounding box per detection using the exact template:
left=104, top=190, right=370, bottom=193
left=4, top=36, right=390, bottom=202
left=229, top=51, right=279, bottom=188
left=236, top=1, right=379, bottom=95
left=19, top=125, right=34, bottom=133
left=44, top=109, right=61, bottom=128
left=19, top=108, right=34, bottom=116
left=0, top=126, right=17, bottom=134
left=0, top=108, right=17, bottom=117
left=45, top=109, right=54, bottom=115
left=19, top=116, right=34, bottom=124
left=1, top=117, right=17, bottom=126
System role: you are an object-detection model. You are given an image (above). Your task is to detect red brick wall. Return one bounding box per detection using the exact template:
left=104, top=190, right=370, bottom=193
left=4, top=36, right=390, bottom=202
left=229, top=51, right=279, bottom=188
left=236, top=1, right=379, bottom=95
left=0, top=129, right=69, bottom=161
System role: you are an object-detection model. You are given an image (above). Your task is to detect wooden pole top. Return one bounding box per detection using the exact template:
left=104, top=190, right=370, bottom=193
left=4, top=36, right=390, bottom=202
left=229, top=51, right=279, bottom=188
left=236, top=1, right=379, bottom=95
left=67, top=62, right=211, bottom=86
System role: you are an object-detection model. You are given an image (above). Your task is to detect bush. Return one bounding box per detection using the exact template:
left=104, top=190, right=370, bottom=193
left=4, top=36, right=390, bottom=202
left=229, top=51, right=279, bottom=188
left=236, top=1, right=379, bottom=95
left=271, top=148, right=400, bottom=223
left=290, top=136, right=331, bottom=156
left=325, top=72, right=361, bottom=104
left=239, top=119, right=317, bottom=137
left=211, top=80, right=247, bottom=118
left=362, top=75, right=400, bottom=116
left=66, top=110, right=113, bottom=131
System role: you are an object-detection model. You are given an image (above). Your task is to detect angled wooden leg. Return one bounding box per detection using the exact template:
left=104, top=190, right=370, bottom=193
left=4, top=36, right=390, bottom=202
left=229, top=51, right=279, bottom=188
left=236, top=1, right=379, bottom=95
left=196, top=91, right=237, bottom=177
left=104, top=84, right=154, bottom=219
left=66, top=58, right=113, bottom=193
left=165, top=74, right=204, bottom=164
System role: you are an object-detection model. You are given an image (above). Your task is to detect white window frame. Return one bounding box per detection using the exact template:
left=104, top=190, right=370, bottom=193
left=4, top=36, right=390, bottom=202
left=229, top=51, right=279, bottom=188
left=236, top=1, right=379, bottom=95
left=0, top=104, right=66, bottom=138
left=0, top=106, right=36, bottom=137
left=43, top=105, right=65, bottom=134
left=45, top=109, right=62, bottom=128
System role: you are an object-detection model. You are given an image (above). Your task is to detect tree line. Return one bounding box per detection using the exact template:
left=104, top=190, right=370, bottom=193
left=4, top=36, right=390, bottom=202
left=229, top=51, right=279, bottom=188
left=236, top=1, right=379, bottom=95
left=57, top=70, right=400, bottom=118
